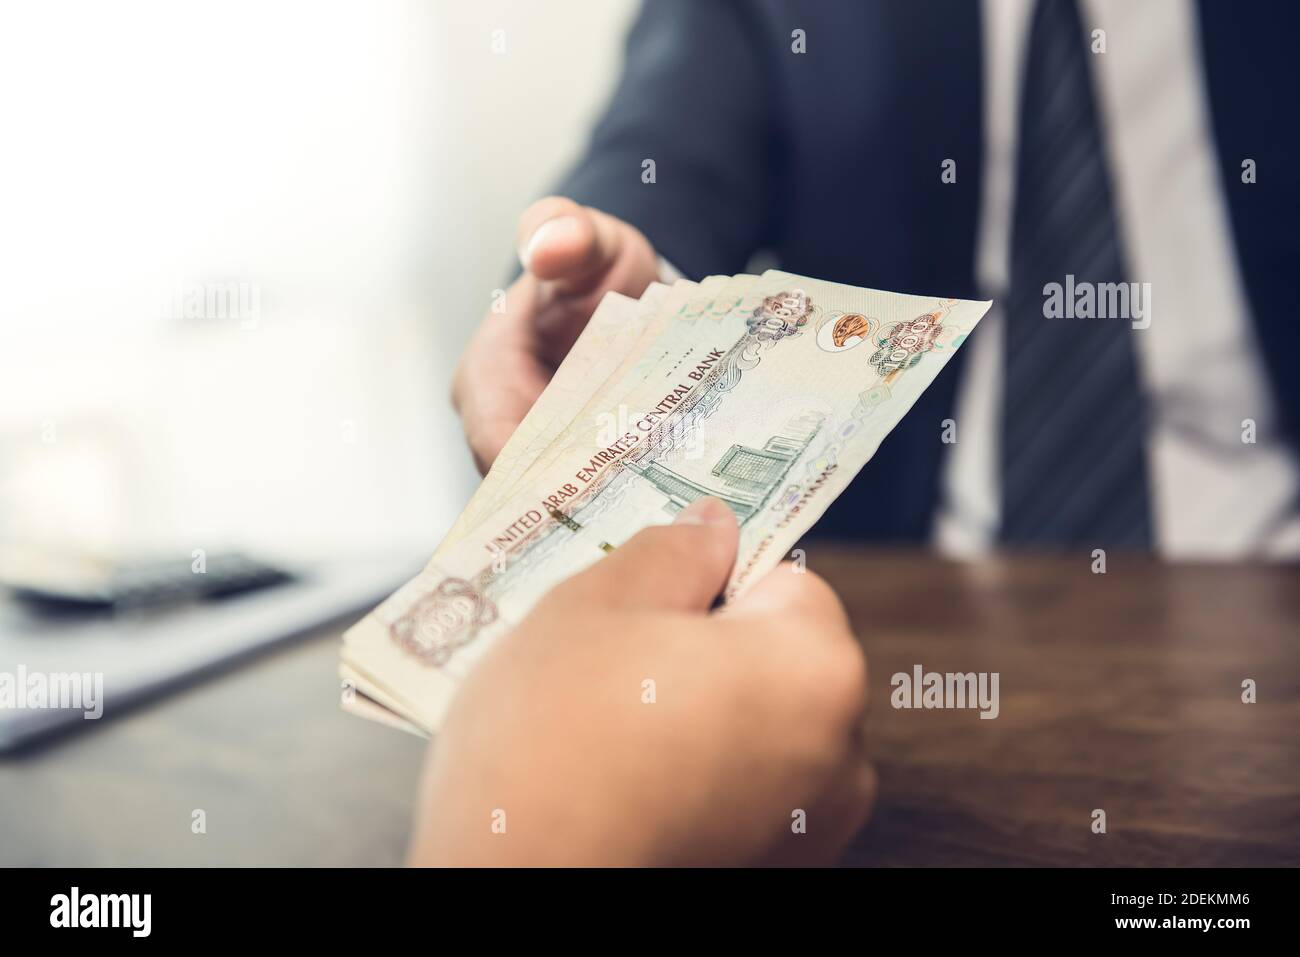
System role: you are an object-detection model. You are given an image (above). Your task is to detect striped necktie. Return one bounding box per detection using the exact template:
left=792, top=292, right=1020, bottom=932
left=1000, top=0, right=1153, bottom=547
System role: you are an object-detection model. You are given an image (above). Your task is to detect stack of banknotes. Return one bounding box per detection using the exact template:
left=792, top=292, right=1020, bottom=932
left=340, top=271, right=992, bottom=736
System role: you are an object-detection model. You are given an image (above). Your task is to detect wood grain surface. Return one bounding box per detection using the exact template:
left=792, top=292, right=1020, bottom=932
left=2, top=550, right=1295, bottom=866
left=827, top=549, right=1300, bottom=866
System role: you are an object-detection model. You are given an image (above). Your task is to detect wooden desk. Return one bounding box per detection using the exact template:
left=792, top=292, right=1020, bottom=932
left=828, top=549, right=1300, bottom=866
left=1, top=551, right=1295, bottom=866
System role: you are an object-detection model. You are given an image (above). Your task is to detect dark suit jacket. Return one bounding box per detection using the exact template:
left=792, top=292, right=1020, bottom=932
left=557, top=0, right=1299, bottom=541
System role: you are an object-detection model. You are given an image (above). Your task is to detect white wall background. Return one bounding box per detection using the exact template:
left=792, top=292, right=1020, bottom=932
left=0, top=0, right=638, bottom=563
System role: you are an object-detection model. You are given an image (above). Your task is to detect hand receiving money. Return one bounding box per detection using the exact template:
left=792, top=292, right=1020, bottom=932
left=408, top=497, right=874, bottom=866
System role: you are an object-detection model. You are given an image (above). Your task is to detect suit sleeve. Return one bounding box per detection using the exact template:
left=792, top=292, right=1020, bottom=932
left=554, top=0, right=777, bottom=277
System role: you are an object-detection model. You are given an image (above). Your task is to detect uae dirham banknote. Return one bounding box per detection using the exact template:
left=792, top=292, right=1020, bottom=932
left=340, top=271, right=992, bottom=735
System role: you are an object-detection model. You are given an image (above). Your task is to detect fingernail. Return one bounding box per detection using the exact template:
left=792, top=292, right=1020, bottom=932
left=673, top=497, right=735, bottom=527
left=520, top=215, right=580, bottom=269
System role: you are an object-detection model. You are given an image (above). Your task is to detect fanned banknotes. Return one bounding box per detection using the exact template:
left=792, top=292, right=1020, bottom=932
left=340, top=271, right=991, bottom=734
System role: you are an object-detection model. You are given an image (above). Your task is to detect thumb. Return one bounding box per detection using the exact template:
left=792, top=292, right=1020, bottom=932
left=565, top=497, right=739, bottom=613
left=516, top=196, right=627, bottom=295
left=723, top=562, right=852, bottom=635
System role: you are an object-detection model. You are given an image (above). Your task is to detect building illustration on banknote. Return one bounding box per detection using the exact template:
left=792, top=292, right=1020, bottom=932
left=622, top=411, right=824, bottom=523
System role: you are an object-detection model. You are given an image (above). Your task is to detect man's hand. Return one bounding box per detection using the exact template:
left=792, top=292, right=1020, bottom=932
left=452, top=197, right=661, bottom=473
left=409, top=497, right=875, bottom=866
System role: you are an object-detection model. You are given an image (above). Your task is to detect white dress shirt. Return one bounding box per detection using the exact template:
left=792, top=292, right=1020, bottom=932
left=935, top=0, right=1300, bottom=558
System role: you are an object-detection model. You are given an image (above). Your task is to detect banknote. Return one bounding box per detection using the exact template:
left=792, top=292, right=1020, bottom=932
left=339, top=276, right=743, bottom=729
left=339, top=675, right=426, bottom=736
left=441, top=277, right=735, bottom=549
left=341, top=277, right=726, bottom=727
left=342, top=271, right=991, bottom=734
left=471, top=273, right=739, bottom=527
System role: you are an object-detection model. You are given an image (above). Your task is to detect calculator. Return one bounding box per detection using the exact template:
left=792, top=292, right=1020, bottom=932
left=0, top=549, right=294, bottom=610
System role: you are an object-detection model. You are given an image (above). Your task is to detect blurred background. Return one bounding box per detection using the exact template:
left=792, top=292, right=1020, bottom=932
left=3, top=0, right=1296, bottom=871
left=0, top=0, right=638, bottom=565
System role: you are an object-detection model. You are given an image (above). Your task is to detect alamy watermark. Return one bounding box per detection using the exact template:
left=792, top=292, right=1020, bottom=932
left=1043, top=274, right=1150, bottom=330
left=161, top=280, right=261, bottom=329
left=50, top=887, right=150, bottom=937
left=891, top=664, right=999, bottom=719
left=0, top=665, right=104, bottom=719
